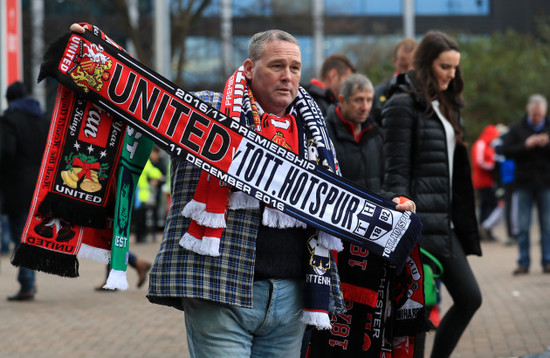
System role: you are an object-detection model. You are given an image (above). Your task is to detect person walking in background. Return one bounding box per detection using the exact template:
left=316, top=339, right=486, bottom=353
left=493, top=125, right=518, bottom=246
left=501, top=94, right=550, bottom=275
left=0, top=81, right=50, bottom=301
left=133, top=147, right=164, bottom=244
left=302, top=53, right=356, bottom=116
left=370, top=37, right=417, bottom=125
left=471, top=124, right=501, bottom=242
left=381, top=31, right=482, bottom=358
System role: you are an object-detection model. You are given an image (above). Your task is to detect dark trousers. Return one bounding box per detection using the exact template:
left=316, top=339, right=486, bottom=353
left=415, top=232, right=482, bottom=358
left=478, top=186, right=498, bottom=224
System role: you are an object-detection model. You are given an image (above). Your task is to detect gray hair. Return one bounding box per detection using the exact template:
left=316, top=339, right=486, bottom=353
left=527, top=94, right=547, bottom=111
left=248, top=29, right=300, bottom=61
left=339, top=73, right=374, bottom=101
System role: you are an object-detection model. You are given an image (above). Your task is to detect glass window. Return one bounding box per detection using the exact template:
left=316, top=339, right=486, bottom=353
left=324, top=0, right=490, bottom=16
left=416, top=0, right=490, bottom=15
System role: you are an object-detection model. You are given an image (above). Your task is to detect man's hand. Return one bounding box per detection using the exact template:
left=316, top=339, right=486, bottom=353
left=393, top=197, right=416, bottom=213
left=525, top=132, right=549, bottom=149
left=70, top=23, right=87, bottom=34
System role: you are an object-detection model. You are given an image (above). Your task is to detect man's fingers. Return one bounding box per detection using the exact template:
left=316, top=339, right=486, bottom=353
left=70, top=23, right=86, bottom=34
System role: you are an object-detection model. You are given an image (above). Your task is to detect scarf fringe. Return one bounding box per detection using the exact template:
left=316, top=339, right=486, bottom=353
left=195, top=211, right=226, bottom=229
left=182, top=200, right=226, bottom=228
left=77, top=243, right=110, bottom=264
left=179, top=233, right=221, bottom=257
left=262, top=207, right=307, bottom=229
left=301, top=310, right=332, bottom=330
left=229, top=191, right=260, bottom=210
left=11, top=243, right=79, bottom=278
left=181, top=200, right=206, bottom=220
left=318, top=231, right=344, bottom=252
left=104, top=269, right=129, bottom=290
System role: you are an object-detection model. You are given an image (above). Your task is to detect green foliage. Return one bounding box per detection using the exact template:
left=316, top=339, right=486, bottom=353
left=459, top=28, right=550, bottom=142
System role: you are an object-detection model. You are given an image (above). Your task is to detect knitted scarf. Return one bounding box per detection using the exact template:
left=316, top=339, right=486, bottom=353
left=11, top=84, right=121, bottom=276
left=103, top=130, right=155, bottom=289
left=37, top=76, right=123, bottom=229
left=307, top=245, right=427, bottom=357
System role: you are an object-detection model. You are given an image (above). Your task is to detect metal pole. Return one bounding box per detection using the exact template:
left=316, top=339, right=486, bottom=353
left=154, top=0, right=171, bottom=77
left=403, top=0, right=415, bottom=38
left=312, top=0, right=324, bottom=77
left=221, top=0, right=233, bottom=79
left=32, top=0, right=46, bottom=108
left=126, top=0, right=138, bottom=56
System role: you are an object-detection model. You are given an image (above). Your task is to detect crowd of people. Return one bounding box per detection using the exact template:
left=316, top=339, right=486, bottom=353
left=1, top=22, right=549, bottom=358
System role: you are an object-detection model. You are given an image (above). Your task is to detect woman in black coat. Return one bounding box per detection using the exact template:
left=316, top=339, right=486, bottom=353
left=381, top=31, right=482, bottom=358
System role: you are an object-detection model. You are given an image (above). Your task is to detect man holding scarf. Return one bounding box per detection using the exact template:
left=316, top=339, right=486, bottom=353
left=70, top=24, right=414, bottom=357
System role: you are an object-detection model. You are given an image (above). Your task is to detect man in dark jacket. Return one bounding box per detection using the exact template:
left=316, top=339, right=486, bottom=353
left=1, top=81, right=50, bottom=301
left=324, top=73, right=383, bottom=191
left=501, top=94, right=550, bottom=275
left=370, top=38, right=417, bottom=126
left=302, top=53, right=355, bottom=116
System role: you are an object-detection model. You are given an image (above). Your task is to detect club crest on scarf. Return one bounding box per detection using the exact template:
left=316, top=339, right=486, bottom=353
left=307, top=236, right=331, bottom=276
left=355, top=203, right=394, bottom=241
left=61, top=152, right=109, bottom=193
left=63, top=35, right=112, bottom=93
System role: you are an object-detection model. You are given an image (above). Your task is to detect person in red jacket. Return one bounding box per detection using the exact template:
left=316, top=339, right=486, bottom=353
left=471, top=124, right=501, bottom=241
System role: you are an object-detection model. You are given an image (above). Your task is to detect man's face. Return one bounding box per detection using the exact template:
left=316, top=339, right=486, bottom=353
left=393, top=48, right=415, bottom=74
left=340, top=87, right=374, bottom=126
left=528, top=102, right=547, bottom=125
left=244, top=40, right=301, bottom=117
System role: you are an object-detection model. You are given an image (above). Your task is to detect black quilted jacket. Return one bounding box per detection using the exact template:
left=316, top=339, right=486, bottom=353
left=381, top=72, right=481, bottom=258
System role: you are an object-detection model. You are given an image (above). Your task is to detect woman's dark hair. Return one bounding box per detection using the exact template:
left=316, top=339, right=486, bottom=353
left=414, top=31, right=464, bottom=142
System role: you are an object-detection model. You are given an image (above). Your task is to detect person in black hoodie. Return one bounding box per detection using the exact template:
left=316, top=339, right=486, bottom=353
left=381, top=31, right=482, bottom=358
left=1, top=81, right=50, bottom=301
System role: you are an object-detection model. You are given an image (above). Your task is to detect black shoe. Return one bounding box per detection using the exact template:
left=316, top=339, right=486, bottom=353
left=480, top=228, right=497, bottom=242
left=543, top=266, right=550, bottom=274
left=7, top=289, right=36, bottom=301
left=512, top=266, right=529, bottom=275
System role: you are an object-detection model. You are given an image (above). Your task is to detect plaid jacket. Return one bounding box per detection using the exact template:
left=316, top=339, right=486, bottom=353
left=147, top=91, right=344, bottom=312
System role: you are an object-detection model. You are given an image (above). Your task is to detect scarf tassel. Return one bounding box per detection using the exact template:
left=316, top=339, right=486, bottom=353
left=179, top=221, right=222, bottom=256
left=11, top=243, right=79, bottom=278
left=318, top=231, right=344, bottom=252
left=301, top=310, right=332, bottom=330
left=262, top=207, right=307, bottom=229
left=181, top=199, right=206, bottom=220
left=228, top=191, right=260, bottom=210
left=77, top=243, right=110, bottom=264
left=103, top=269, right=129, bottom=290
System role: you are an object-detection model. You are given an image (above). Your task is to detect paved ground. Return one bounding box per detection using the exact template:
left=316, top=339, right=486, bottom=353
left=1, top=221, right=550, bottom=358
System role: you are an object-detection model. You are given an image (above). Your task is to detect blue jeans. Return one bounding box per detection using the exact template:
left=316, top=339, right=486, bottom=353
left=9, top=213, right=36, bottom=292
left=514, top=188, right=550, bottom=268
left=182, top=279, right=306, bottom=358
left=1, top=214, right=12, bottom=254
